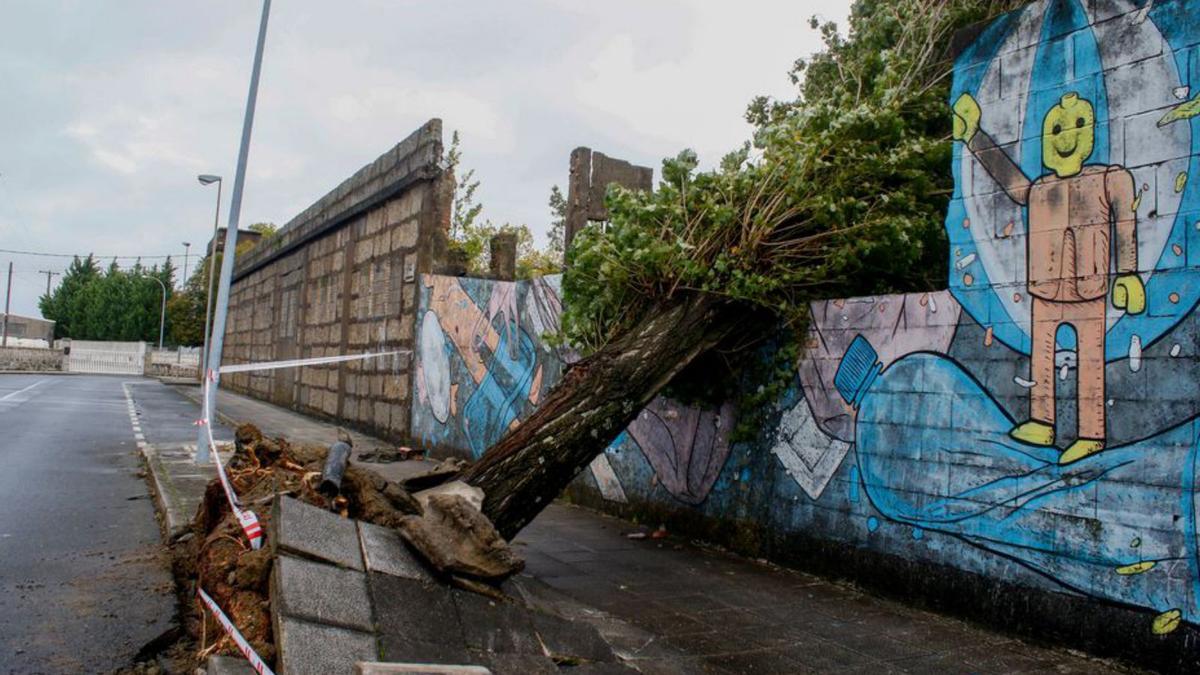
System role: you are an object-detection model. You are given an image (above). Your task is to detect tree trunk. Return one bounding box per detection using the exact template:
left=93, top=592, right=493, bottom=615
left=462, top=292, right=746, bottom=539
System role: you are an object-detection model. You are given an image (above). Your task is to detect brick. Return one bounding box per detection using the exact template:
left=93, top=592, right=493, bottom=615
left=275, top=616, right=377, bottom=675
left=273, top=554, right=374, bottom=632
left=273, top=496, right=364, bottom=571
left=358, top=521, right=433, bottom=582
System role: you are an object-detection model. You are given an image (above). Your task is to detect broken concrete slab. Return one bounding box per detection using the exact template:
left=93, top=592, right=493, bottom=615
left=369, top=573, right=465, bottom=648
left=273, top=495, right=364, bottom=571
left=452, top=591, right=541, bottom=655
left=529, top=610, right=615, bottom=663
left=273, top=554, right=374, bottom=632
left=275, top=616, right=378, bottom=675
left=358, top=521, right=433, bottom=582
left=396, top=494, right=523, bottom=581
left=414, top=480, right=483, bottom=511
left=478, top=653, right=560, bottom=674
left=356, top=664, right=490, bottom=675
left=205, top=655, right=257, bottom=675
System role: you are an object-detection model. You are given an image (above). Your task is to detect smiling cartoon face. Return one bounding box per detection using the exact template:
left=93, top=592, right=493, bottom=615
left=1042, top=93, right=1096, bottom=177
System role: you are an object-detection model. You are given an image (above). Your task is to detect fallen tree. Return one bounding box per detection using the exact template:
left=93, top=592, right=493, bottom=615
left=463, top=0, right=1026, bottom=538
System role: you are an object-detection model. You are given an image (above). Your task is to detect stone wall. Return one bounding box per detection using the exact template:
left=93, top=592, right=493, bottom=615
left=0, top=346, right=63, bottom=371
left=409, top=2, right=1200, bottom=667
left=223, top=120, right=451, bottom=441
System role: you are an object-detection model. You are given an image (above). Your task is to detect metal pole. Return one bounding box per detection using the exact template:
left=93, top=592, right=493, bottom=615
left=182, top=242, right=191, bottom=286
left=2, top=262, right=11, bottom=347
left=144, top=275, right=167, bottom=350
left=38, top=270, right=58, bottom=298
left=197, top=0, right=271, bottom=464
left=195, top=176, right=222, bottom=458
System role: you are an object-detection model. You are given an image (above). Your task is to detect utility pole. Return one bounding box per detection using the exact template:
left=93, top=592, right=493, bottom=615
left=38, top=269, right=59, bottom=298
left=2, top=262, right=12, bottom=347
left=182, top=242, right=191, bottom=286
left=197, top=0, right=272, bottom=464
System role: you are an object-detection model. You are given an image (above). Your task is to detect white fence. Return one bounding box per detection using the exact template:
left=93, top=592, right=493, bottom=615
left=148, top=347, right=201, bottom=367
left=66, top=340, right=147, bottom=375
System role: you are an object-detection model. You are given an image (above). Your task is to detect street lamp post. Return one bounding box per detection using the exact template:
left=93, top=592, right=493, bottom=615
left=181, top=241, right=191, bottom=286
left=196, top=174, right=222, bottom=459
left=196, top=0, right=271, bottom=464
left=143, top=274, right=167, bottom=350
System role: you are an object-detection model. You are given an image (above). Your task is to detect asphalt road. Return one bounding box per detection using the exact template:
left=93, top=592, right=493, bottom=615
left=0, top=374, right=175, bottom=674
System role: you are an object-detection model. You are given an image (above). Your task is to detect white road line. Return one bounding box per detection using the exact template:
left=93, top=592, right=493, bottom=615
left=0, top=379, right=45, bottom=402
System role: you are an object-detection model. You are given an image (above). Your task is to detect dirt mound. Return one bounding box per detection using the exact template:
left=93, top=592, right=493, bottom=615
left=173, top=423, right=422, bottom=668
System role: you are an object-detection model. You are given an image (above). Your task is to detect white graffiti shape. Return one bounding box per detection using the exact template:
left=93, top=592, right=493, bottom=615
left=771, top=393, right=852, bottom=500
left=588, top=453, right=628, bottom=503
left=420, top=311, right=452, bottom=423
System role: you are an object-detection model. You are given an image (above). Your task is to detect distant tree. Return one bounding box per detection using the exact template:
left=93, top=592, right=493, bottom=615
left=248, top=222, right=278, bottom=238
left=40, top=256, right=175, bottom=342
left=547, top=184, right=567, bottom=260
left=165, top=235, right=261, bottom=347
left=39, top=254, right=100, bottom=339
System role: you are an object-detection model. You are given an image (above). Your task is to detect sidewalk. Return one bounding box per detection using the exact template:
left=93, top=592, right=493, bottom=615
left=153, top=383, right=1133, bottom=673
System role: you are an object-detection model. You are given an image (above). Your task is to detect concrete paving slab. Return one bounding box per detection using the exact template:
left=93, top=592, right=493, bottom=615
left=274, top=495, right=364, bottom=571
left=276, top=616, right=378, bottom=675
left=369, top=573, right=465, bottom=648
left=452, top=591, right=541, bottom=655
left=358, top=520, right=433, bottom=582
left=206, top=654, right=258, bottom=674
left=356, top=664, right=489, bottom=675
left=273, top=554, right=374, bottom=633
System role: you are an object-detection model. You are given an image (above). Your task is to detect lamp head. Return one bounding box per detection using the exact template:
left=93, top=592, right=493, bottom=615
left=198, top=174, right=222, bottom=186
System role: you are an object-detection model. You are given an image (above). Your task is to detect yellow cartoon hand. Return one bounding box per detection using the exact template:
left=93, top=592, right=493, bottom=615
left=1112, top=274, right=1146, bottom=314
left=953, top=93, right=981, bottom=143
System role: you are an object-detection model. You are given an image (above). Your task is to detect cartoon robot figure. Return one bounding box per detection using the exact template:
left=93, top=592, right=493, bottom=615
left=953, top=91, right=1145, bottom=464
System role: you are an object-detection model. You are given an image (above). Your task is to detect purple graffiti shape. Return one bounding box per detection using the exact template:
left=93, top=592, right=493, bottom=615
left=627, top=397, right=736, bottom=505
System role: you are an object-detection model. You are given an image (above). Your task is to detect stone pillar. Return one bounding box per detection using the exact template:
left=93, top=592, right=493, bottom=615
left=489, top=232, right=518, bottom=281
left=564, top=147, right=592, bottom=262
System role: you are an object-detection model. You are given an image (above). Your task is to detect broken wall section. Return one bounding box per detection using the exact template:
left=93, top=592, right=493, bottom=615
left=224, top=120, right=453, bottom=442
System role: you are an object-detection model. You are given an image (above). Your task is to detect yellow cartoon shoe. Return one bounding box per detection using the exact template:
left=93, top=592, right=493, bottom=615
left=1060, top=438, right=1105, bottom=465
left=1010, top=420, right=1055, bottom=446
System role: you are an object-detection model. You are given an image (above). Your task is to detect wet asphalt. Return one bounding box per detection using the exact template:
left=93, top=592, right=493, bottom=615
left=0, top=374, right=175, bottom=674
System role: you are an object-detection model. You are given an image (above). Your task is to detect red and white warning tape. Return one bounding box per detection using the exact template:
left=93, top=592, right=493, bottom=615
left=202, top=372, right=264, bottom=550
left=198, top=587, right=275, bottom=675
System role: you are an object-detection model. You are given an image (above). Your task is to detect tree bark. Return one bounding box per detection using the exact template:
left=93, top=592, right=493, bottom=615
left=462, top=292, right=746, bottom=539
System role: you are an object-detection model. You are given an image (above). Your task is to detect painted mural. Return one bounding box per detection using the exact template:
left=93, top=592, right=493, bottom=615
left=411, top=0, right=1200, bottom=641
left=411, top=273, right=736, bottom=507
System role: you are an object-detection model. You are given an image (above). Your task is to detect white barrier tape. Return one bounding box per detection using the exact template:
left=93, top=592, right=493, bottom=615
left=202, top=375, right=262, bottom=549
left=198, top=587, right=275, bottom=675
left=217, top=349, right=409, bottom=374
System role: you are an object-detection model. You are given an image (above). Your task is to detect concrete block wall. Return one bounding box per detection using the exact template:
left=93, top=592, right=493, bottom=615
left=410, top=2, right=1200, bottom=667
left=223, top=120, right=451, bottom=441
left=0, top=346, right=63, bottom=372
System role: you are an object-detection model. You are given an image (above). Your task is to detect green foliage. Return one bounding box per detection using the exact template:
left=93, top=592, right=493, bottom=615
left=40, top=256, right=176, bottom=342
left=165, top=237, right=262, bottom=346
left=39, top=255, right=100, bottom=339
left=561, top=0, right=1023, bottom=355
left=248, top=222, right=278, bottom=238
left=546, top=185, right=567, bottom=260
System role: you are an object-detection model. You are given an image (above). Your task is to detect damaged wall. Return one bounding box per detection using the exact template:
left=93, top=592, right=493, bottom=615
left=411, top=1, right=1200, bottom=667
left=224, top=120, right=452, bottom=441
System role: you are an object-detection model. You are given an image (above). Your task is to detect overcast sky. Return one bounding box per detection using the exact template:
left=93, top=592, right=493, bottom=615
left=0, top=0, right=849, bottom=318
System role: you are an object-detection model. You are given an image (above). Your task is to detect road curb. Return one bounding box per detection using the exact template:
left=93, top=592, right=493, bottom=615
left=173, top=384, right=245, bottom=428
left=140, top=445, right=190, bottom=540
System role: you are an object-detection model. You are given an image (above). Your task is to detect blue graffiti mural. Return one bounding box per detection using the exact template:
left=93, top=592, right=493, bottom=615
left=409, top=0, right=1200, bottom=640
